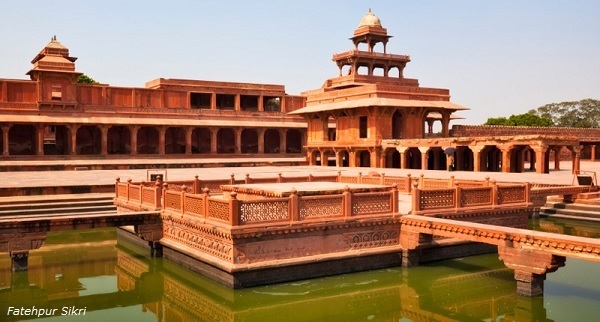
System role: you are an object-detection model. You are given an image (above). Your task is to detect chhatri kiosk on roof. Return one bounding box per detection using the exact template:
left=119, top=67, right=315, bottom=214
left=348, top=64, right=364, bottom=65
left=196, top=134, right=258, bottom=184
left=291, top=9, right=469, bottom=168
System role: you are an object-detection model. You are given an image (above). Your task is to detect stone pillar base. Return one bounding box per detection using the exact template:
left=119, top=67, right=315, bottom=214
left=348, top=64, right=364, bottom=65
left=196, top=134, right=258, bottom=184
left=515, top=270, right=546, bottom=297
left=10, top=251, right=29, bottom=272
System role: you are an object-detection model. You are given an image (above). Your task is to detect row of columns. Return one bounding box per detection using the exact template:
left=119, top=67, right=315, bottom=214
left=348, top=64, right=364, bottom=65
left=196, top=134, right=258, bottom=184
left=308, top=144, right=582, bottom=174
left=0, top=124, right=305, bottom=157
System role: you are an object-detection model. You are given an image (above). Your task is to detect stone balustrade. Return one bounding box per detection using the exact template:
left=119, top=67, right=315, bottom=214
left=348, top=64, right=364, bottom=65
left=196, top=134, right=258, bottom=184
left=159, top=185, right=399, bottom=227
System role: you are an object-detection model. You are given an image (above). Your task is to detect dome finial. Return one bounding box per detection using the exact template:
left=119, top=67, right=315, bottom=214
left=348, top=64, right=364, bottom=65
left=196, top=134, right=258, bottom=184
left=359, top=9, right=382, bottom=28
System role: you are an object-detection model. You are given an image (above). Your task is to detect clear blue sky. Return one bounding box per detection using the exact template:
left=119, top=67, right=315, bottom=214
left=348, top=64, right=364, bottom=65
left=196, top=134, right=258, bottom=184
left=1, top=1, right=599, bottom=125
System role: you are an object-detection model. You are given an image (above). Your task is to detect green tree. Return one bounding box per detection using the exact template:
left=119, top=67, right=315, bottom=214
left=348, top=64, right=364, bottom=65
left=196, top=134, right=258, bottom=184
left=484, top=113, right=553, bottom=126
left=529, top=98, right=600, bottom=128
left=76, top=74, right=99, bottom=84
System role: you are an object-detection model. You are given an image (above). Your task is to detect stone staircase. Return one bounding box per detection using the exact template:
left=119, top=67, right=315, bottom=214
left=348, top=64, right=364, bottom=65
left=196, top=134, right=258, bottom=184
left=539, top=192, right=600, bottom=222
left=0, top=193, right=116, bottom=219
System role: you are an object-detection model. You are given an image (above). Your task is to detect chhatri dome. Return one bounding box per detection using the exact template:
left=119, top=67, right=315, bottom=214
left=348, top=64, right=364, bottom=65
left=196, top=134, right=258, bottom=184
left=358, top=9, right=382, bottom=28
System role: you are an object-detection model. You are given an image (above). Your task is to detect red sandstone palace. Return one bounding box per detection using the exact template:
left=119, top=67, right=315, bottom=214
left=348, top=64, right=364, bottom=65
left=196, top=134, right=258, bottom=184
left=2, top=11, right=600, bottom=173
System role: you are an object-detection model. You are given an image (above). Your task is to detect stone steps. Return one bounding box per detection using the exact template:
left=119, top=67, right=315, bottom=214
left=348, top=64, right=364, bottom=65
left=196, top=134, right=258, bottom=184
left=0, top=193, right=116, bottom=218
left=540, top=200, right=600, bottom=221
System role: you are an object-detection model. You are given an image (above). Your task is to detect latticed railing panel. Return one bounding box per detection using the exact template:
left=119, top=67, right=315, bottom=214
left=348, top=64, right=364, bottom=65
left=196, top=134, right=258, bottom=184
left=299, top=196, right=343, bottom=219
left=419, top=189, right=455, bottom=209
left=384, top=177, right=409, bottom=192
left=280, top=176, right=310, bottom=183
left=164, top=191, right=182, bottom=212
left=141, top=187, right=156, bottom=206
left=117, top=184, right=128, bottom=198
left=129, top=186, right=141, bottom=202
left=360, top=177, right=381, bottom=185
left=498, top=186, right=526, bottom=204
left=339, top=176, right=358, bottom=184
left=460, top=187, right=492, bottom=207
left=184, top=195, right=204, bottom=216
left=352, top=193, right=391, bottom=215
left=310, top=175, right=338, bottom=182
left=207, top=199, right=230, bottom=222
left=422, top=179, right=449, bottom=189
left=239, top=200, right=289, bottom=224
left=201, top=180, right=230, bottom=194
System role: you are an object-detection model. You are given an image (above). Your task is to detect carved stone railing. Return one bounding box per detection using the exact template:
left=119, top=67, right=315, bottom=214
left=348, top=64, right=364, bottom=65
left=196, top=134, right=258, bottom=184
left=452, top=124, right=600, bottom=140
left=411, top=182, right=531, bottom=215
left=114, top=178, right=162, bottom=211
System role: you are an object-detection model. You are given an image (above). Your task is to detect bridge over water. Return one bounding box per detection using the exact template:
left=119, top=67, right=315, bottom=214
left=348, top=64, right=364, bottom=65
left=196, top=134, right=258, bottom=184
left=0, top=211, right=161, bottom=271
left=400, top=214, right=600, bottom=296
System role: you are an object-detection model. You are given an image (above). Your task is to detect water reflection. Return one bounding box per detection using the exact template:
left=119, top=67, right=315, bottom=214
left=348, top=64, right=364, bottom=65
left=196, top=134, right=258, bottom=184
left=1, top=228, right=599, bottom=321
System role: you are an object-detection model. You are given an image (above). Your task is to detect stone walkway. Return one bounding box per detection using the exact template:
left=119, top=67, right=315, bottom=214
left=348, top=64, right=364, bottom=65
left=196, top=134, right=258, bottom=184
left=2, top=159, right=597, bottom=189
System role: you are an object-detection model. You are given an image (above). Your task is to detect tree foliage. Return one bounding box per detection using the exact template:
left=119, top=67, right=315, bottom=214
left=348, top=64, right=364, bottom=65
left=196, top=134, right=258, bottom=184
left=528, top=99, right=600, bottom=128
left=76, top=74, right=99, bottom=84
left=484, top=112, right=553, bottom=126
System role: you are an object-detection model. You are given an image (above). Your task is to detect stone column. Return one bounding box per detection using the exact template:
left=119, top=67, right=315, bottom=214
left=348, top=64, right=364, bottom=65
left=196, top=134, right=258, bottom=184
left=258, top=129, right=265, bottom=153
left=158, top=127, right=166, bottom=155
left=320, top=150, right=328, bottom=167
left=35, top=125, right=45, bottom=156
left=348, top=150, right=357, bottom=167
left=210, top=93, right=216, bottom=110
left=572, top=146, right=581, bottom=174
left=591, top=145, right=597, bottom=162
left=471, top=146, right=484, bottom=172
left=185, top=127, right=192, bottom=155
left=499, top=145, right=513, bottom=173
left=258, top=95, right=264, bottom=112
left=10, top=251, right=29, bottom=272
left=131, top=126, right=139, bottom=155
left=278, top=129, right=286, bottom=154
left=210, top=129, right=217, bottom=154
left=234, top=128, right=242, bottom=154
left=534, top=145, right=548, bottom=174
left=455, top=148, right=463, bottom=171
left=418, top=147, right=430, bottom=170
left=68, top=124, right=80, bottom=155
left=234, top=94, right=240, bottom=111
left=1, top=125, right=10, bottom=156
left=100, top=125, right=109, bottom=156
left=397, top=147, right=408, bottom=169
left=554, top=148, right=561, bottom=170
left=441, top=112, right=450, bottom=138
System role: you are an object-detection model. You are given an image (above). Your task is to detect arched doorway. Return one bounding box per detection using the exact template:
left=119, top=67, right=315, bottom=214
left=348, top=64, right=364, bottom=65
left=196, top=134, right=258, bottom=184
left=357, top=150, right=371, bottom=167
left=191, top=128, right=211, bottom=154
left=217, top=128, right=235, bottom=153
left=9, top=124, right=36, bottom=155
left=264, top=129, right=280, bottom=153
left=165, top=127, right=185, bottom=154
left=427, top=147, right=446, bottom=170
left=137, top=127, right=159, bottom=154
left=481, top=146, right=501, bottom=172
left=455, top=146, right=473, bottom=171
left=241, top=129, right=258, bottom=153
left=76, top=125, right=101, bottom=155
left=406, top=147, right=421, bottom=169
left=384, top=148, right=401, bottom=168
left=108, top=126, right=131, bottom=154
left=43, top=125, right=69, bottom=155
left=338, top=150, right=350, bottom=167
left=286, top=129, right=302, bottom=153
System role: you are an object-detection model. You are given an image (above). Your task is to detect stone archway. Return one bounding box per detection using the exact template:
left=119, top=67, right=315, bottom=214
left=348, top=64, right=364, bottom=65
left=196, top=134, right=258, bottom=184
left=264, top=129, right=280, bottom=153
left=241, top=129, right=258, bottom=153
left=191, top=128, right=211, bottom=154
left=107, top=126, right=131, bottom=154
left=76, top=125, right=101, bottom=155
left=137, top=127, right=159, bottom=154
left=43, top=125, right=70, bottom=155
left=286, top=129, right=302, bottom=153
left=217, top=128, right=235, bottom=154
left=456, top=146, right=473, bottom=171
left=427, top=147, right=446, bottom=170
left=384, top=148, right=401, bottom=168
left=406, top=147, right=421, bottom=169
left=338, top=150, right=350, bottom=167
left=357, top=150, right=371, bottom=167
left=9, top=124, right=36, bottom=155
left=165, top=127, right=185, bottom=154
left=481, top=146, right=502, bottom=172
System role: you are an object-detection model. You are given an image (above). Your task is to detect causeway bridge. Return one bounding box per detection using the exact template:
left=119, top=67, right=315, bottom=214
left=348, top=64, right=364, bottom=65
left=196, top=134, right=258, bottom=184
left=0, top=211, right=162, bottom=271
left=400, top=214, right=600, bottom=296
